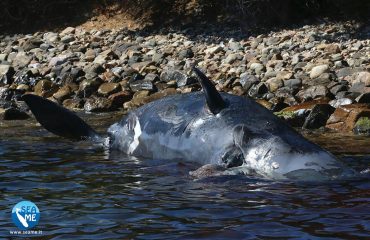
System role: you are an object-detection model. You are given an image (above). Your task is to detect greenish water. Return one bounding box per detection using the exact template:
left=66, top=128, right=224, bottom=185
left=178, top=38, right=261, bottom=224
left=0, top=113, right=369, bottom=239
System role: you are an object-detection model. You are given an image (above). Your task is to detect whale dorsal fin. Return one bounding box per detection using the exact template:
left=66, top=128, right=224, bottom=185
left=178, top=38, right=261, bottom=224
left=22, top=94, right=99, bottom=141
left=192, top=67, right=227, bottom=115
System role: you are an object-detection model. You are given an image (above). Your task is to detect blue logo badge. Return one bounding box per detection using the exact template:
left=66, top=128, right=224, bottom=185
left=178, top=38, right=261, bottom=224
left=11, top=201, right=40, bottom=230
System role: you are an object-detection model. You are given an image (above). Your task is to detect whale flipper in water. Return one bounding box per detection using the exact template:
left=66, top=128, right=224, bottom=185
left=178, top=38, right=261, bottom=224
left=22, top=94, right=99, bottom=141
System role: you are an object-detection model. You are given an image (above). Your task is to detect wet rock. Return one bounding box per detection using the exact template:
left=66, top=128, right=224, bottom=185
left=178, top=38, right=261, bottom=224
left=34, top=79, right=59, bottom=98
left=108, top=90, right=133, bottom=106
left=63, top=98, right=84, bottom=109
left=326, top=104, right=370, bottom=132
left=78, top=78, right=103, bottom=97
left=189, top=164, right=226, bottom=179
left=84, top=63, right=105, bottom=80
left=329, top=98, right=353, bottom=108
left=144, top=88, right=177, bottom=103
left=161, top=70, right=195, bottom=87
left=98, top=83, right=121, bottom=96
left=303, top=104, right=335, bottom=129
left=94, top=49, right=117, bottom=65
left=84, top=97, right=114, bottom=112
left=124, top=90, right=151, bottom=109
left=356, top=93, right=370, bottom=103
left=129, top=80, right=154, bottom=92
left=310, top=64, right=329, bottom=79
left=2, top=107, right=29, bottom=120
left=61, top=35, right=75, bottom=43
left=353, top=117, right=370, bottom=135
left=53, top=85, right=73, bottom=102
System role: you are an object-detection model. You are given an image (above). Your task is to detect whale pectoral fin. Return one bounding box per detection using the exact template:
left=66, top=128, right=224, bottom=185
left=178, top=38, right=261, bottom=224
left=192, top=67, right=227, bottom=115
left=221, top=146, right=244, bottom=168
left=22, top=94, right=99, bottom=140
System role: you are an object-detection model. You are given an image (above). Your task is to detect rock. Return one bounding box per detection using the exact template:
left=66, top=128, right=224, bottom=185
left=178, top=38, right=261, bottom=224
left=78, top=78, right=102, bottom=97
left=61, top=35, right=75, bottom=43
left=250, top=62, right=265, bottom=74
left=152, top=53, right=164, bottom=63
left=34, top=79, right=59, bottom=98
left=63, top=98, right=84, bottom=109
left=266, top=77, right=283, bottom=92
left=2, top=107, right=29, bottom=120
left=248, top=82, right=268, bottom=98
left=239, top=73, right=259, bottom=91
left=84, top=63, right=105, bottom=80
left=329, top=98, right=353, bottom=108
left=310, top=64, right=329, bottom=79
left=160, top=70, right=195, bottom=87
left=144, top=73, right=160, bottom=82
left=189, top=164, right=226, bottom=179
left=98, top=83, right=121, bottom=96
left=224, top=53, right=242, bottom=64
left=284, top=79, right=302, bottom=89
left=84, top=97, right=114, bottom=112
left=303, top=104, right=335, bottom=129
left=178, top=48, right=194, bottom=59
left=353, top=117, right=370, bottom=135
left=43, top=32, right=59, bottom=42
left=0, top=65, right=15, bottom=84
left=351, top=72, right=370, bottom=86
left=326, top=104, right=370, bottom=132
left=129, top=79, right=154, bottom=92
left=275, top=109, right=309, bottom=128
left=324, top=44, right=340, bottom=54
left=60, top=27, right=75, bottom=36
left=94, top=49, right=117, bottom=65
left=356, top=92, right=370, bottom=103
left=12, top=52, right=32, bottom=68
left=204, top=46, right=224, bottom=54
left=49, top=55, right=69, bottom=67
left=53, top=85, right=73, bottom=102
left=296, top=85, right=330, bottom=102
left=108, top=90, right=133, bottom=106
left=124, top=90, right=151, bottom=109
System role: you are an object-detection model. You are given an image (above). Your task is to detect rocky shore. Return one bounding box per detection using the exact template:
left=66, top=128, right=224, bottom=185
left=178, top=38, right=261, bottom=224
left=0, top=22, right=369, bottom=135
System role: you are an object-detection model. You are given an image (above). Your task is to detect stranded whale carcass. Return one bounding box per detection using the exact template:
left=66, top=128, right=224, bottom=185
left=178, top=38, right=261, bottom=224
left=22, top=67, right=355, bottom=180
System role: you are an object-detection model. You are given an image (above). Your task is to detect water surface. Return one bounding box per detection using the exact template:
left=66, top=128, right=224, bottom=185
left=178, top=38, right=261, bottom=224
left=1, top=113, right=369, bottom=239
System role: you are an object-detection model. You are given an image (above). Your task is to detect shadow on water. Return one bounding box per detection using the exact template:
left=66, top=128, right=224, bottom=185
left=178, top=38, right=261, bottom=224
left=0, top=113, right=369, bottom=238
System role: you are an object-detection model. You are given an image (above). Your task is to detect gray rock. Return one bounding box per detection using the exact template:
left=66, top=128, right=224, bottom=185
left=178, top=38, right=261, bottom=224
left=303, top=104, right=335, bottom=129
left=12, top=52, right=32, bottom=68
left=250, top=63, right=265, bottom=74
left=130, top=80, right=154, bottom=92
left=61, top=35, right=75, bottom=43
left=266, top=77, right=283, bottom=92
left=296, top=85, right=330, bottom=101
left=205, top=46, right=224, bottom=54
left=49, top=54, right=70, bottom=67
left=161, top=70, right=195, bottom=87
left=2, top=107, right=30, bottom=120
left=356, top=93, right=370, bottom=103
left=239, top=73, right=259, bottom=91
left=284, top=79, right=302, bottom=89
left=0, top=65, right=14, bottom=84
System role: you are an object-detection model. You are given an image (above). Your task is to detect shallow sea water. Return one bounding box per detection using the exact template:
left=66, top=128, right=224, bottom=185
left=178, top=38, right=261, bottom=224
left=0, top=113, right=369, bottom=239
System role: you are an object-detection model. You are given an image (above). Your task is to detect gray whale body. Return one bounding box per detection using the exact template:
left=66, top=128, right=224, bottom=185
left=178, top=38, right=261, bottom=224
left=23, top=68, right=355, bottom=181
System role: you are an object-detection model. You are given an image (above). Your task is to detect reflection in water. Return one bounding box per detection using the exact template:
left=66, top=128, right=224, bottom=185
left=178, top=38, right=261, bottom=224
left=0, top=115, right=369, bottom=239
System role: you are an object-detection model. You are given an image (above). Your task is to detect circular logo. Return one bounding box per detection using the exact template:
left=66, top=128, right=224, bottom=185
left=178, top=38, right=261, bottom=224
left=11, top=201, right=40, bottom=230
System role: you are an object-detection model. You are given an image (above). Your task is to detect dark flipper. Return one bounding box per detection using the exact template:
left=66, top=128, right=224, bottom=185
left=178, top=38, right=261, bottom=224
left=22, top=94, right=99, bottom=140
left=192, top=67, right=227, bottom=115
